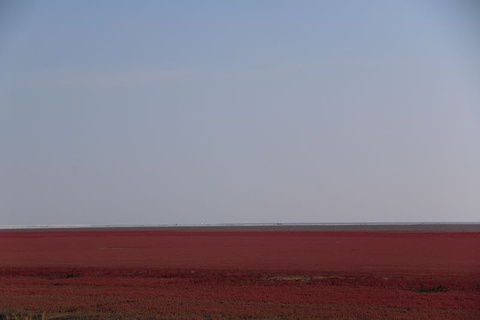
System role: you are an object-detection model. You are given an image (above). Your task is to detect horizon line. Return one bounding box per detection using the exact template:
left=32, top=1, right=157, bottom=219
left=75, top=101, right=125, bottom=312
left=1, top=222, right=480, bottom=230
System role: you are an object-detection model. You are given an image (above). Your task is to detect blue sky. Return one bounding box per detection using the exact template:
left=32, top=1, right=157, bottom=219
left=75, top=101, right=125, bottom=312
left=1, top=0, right=479, bottom=225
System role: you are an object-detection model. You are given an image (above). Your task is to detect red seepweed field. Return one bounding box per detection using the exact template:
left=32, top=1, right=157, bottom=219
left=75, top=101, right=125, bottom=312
left=1, top=228, right=479, bottom=319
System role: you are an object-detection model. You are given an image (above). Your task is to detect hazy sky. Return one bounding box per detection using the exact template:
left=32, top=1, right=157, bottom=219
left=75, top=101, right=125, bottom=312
left=1, top=0, right=479, bottom=225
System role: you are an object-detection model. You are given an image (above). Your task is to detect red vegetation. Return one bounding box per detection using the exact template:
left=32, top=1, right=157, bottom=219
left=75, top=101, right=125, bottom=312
left=0, top=231, right=479, bottom=319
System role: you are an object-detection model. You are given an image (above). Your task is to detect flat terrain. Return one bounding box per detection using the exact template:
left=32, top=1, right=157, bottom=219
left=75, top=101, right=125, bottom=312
left=1, top=227, right=479, bottom=319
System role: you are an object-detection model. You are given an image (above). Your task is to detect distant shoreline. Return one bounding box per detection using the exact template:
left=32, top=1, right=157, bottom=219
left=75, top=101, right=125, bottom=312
left=1, top=223, right=480, bottom=232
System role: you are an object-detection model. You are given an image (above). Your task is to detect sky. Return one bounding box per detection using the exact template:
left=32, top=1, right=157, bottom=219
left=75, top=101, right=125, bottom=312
left=1, top=0, right=479, bottom=225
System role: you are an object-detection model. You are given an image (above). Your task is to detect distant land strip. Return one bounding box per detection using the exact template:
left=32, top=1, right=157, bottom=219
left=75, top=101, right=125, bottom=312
left=1, top=223, right=480, bottom=232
